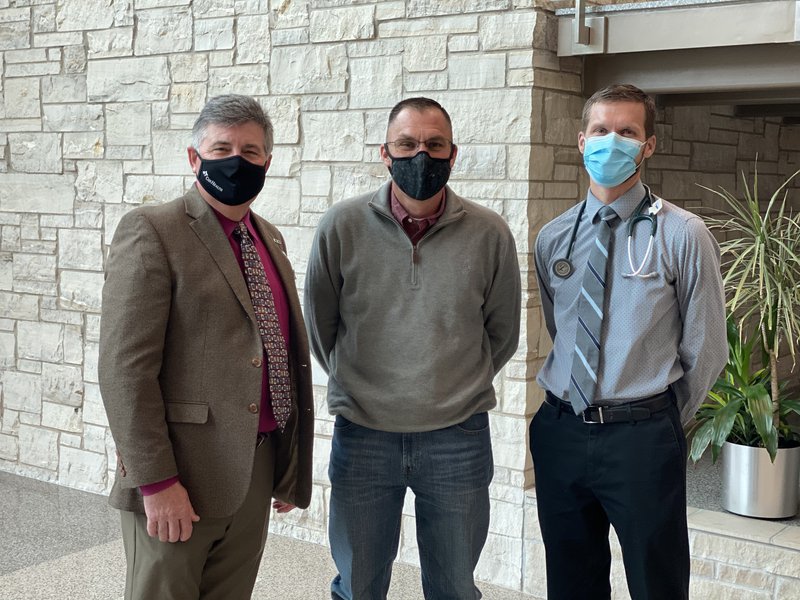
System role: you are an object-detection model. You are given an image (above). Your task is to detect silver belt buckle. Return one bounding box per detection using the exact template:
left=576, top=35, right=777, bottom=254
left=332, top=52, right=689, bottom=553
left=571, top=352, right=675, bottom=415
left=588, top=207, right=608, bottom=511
left=582, top=406, right=605, bottom=424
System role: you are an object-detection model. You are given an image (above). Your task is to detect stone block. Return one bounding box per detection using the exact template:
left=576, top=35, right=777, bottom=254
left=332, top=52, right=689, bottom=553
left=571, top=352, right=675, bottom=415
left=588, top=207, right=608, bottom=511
left=170, top=83, right=207, bottom=114
left=309, top=5, right=374, bottom=43
left=18, top=425, right=58, bottom=471
left=449, top=53, right=506, bottom=90
left=43, top=103, right=104, bottom=132
left=408, top=0, right=509, bottom=17
left=490, top=413, right=527, bottom=470
left=347, top=38, right=404, bottom=58
left=56, top=0, right=114, bottom=30
left=64, top=132, right=104, bottom=160
left=236, top=14, right=270, bottom=63
left=13, top=253, right=56, bottom=284
left=0, top=433, right=18, bottom=461
left=193, top=0, right=234, bottom=17
left=272, top=27, right=309, bottom=46
left=378, top=14, right=477, bottom=37
left=105, top=103, right=151, bottom=147
left=121, top=175, right=185, bottom=206
left=475, top=533, right=523, bottom=591
left=83, top=424, right=107, bottom=454
left=41, top=74, right=86, bottom=103
left=0, top=292, right=38, bottom=320
left=59, top=446, right=108, bottom=493
left=690, top=142, right=738, bottom=173
left=479, top=11, right=536, bottom=50
left=17, top=320, right=63, bottom=362
left=301, top=112, right=363, bottom=162
left=86, top=28, right=133, bottom=59
left=87, top=57, right=169, bottom=102
left=135, top=0, right=191, bottom=7
left=59, top=270, right=104, bottom=311
left=404, top=35, right=447, bottom=72
left=270, top=0, right=308, bottom=29
left=169, top=54, right=208, bottom=82
left=195, top=17, right=235, bottom=51
left=63, top=44, right=86, bottom=73
left=451, top=145, right=506, bottom=180
left=449, top=34, right=479, bottom=52
left=134, top=7, right=192, bottom=55
left=349, top=56, right=402, bottom=109
left=279, top=226, right=316, bottom=273
left=0, top=17, right=30, bottom=50
left=75, top=161, right=124, bottom=204
left=42, top=402, right=82, bottom=433
left=252, top=177, right=301, bottom=225
left=83, top=383, right=109, bottom=427
left=34, top=31, right=83, bottom=48
left=208, top=64, right=270, bottom=97
left=376, top=1, right=404, bottom=20
left=58, top=229, right=103, bottom=271
left=301, top=167, right=331, bottom=197
left=3, top=78, right=40, bottom=118
left=0, top=331, right=15, bottom=367
left=152, top=130, right=192, bottom=176
left=266, top=146, right=300, bottom=178
left=2, top=370, right=43, bottom=413
left=5, top=61, right=61, bottom=77
left=672, top=105, right=711, bottom=141
left=271, top=45, right=348, bottom=95
left=33, top=4, right=56, bottom=33
left=404, top=71, right=448, bottom=92
left=8, top=133, right=62, bottom=173
left=260, top=96, right=300, bottom=145
left=440, top=89, right=531, bottom=144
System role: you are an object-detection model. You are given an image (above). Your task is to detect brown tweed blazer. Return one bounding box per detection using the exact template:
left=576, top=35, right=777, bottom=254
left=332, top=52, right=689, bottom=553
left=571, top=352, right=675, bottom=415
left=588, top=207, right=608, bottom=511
left=98, top=187, right=314, bottom=517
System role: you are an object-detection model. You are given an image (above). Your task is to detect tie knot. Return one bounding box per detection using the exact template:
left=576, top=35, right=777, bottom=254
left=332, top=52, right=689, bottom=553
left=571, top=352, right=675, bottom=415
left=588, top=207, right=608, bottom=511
left=234, top=221, right=249, bottom=240
left=597, top=206, right=619, bottom=227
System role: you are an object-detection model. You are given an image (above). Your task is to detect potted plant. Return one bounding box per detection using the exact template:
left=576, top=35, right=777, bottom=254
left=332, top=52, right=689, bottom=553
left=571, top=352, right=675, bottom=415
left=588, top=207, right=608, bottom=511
left=689, top=164, right=800, bottom=518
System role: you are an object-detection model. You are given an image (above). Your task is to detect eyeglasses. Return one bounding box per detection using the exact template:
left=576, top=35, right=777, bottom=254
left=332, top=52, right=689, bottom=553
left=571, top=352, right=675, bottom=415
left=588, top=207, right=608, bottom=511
left=385, top=137, right=454, bottom=157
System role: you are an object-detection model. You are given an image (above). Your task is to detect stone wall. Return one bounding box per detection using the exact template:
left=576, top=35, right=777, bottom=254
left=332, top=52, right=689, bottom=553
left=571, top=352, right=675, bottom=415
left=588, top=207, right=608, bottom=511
left=2, top=0, right=800, bottom=595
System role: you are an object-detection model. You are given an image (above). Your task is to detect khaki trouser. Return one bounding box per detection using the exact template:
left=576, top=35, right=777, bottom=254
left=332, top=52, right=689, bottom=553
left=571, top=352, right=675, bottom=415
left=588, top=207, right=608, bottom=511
left=121, top=436, right=275, bottom=600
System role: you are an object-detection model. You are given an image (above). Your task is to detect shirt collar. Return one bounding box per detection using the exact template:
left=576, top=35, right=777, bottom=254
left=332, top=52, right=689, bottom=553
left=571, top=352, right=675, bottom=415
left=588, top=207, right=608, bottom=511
left=212, top=207, right=255, bottom=239
left=585, top=180, right=646, bottom=224
left=390, top=188, right=447, bottom=225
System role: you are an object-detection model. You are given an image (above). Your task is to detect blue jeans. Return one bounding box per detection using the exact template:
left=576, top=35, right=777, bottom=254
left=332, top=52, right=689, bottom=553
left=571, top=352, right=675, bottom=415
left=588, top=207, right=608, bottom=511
left=328, top=412, right=493, bottom=600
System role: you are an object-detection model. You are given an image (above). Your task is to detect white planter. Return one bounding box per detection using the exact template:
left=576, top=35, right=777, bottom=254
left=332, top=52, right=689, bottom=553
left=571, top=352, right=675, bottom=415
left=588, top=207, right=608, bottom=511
left=721, top=441, right=800, bottom=518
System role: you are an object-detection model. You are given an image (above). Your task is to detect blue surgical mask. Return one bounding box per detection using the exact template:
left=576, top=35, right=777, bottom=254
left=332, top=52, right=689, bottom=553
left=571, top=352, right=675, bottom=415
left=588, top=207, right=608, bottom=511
left=582, top=132, right=645, bottom=188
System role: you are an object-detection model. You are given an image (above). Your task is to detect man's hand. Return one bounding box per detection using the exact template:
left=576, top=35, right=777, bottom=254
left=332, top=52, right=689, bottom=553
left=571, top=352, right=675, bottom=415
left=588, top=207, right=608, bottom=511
left=143, top=482, right=200, bottom=542
left=272, top=500, right=296, bottom=513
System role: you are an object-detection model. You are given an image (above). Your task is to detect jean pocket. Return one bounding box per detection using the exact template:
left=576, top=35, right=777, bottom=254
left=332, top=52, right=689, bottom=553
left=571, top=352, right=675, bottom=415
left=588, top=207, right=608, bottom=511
left=454, top=411, right=489, bottom=433
left=333, top=414, right=356, bottom=431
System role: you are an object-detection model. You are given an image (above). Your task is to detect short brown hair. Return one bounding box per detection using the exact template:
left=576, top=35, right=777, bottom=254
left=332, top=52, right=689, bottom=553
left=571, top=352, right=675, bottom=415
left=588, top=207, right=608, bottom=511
left=387, top=97, right=453, bottom=138
left=582, top=84, right=656, bottom=139
left=192, top=94, right=274, bottom=155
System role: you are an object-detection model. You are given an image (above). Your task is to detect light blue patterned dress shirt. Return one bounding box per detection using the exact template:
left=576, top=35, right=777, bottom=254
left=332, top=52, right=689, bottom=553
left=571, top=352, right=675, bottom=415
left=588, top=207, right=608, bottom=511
left=535, top=180, right=728, bottom=424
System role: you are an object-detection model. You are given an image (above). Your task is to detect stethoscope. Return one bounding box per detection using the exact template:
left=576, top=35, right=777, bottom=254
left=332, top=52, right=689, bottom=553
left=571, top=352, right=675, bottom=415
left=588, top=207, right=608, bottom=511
left=553, top=185, right=664, bottom=280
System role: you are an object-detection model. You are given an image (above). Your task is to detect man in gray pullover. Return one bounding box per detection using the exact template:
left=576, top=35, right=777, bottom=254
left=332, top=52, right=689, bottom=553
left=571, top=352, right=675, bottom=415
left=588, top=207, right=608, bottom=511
left=305, top=97, right=522, bottom=600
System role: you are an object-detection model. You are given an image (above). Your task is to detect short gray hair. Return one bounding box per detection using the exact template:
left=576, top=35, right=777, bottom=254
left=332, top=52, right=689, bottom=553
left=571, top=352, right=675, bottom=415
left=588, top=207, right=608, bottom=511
left=191, top=94, right=274, bottom=155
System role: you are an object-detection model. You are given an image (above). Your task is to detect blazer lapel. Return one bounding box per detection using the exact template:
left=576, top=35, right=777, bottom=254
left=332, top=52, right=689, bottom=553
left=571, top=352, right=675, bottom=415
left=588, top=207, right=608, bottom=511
left=251, top=216, right=296, bottom=295
left=184, top=188, right=257, bottom=322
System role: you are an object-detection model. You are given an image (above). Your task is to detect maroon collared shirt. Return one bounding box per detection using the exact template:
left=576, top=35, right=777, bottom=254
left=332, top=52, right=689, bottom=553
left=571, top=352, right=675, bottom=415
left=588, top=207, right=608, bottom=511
left=139, top=208, right=290, bottom=496
left=390, top=188, right=446, bottom=244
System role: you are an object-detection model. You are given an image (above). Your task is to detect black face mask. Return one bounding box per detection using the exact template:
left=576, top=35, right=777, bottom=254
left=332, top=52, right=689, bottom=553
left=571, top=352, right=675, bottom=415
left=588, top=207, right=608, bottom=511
left=386, top=149, right=452, bottom=201
left=195, top=154, right=267, bottom=206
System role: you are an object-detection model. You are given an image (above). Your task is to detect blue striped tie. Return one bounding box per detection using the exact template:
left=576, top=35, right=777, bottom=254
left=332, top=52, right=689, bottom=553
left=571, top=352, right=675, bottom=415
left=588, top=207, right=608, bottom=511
left=568, top=206, right=619, bottom=414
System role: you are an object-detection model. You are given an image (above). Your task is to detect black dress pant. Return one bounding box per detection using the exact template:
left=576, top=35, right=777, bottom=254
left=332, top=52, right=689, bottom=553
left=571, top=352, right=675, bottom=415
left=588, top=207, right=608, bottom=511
left=529, top=399, right=689, bottom=600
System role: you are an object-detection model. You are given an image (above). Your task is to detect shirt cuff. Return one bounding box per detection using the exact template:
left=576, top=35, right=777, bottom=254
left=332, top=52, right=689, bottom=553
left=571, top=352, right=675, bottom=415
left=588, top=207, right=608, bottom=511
left=140, top=476, right=179, bottom=496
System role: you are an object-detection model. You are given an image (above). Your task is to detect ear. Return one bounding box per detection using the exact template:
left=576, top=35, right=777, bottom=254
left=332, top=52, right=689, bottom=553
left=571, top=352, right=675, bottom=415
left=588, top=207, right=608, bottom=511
left=188, top=146, right=201, bottom=175
left=264, top=155, right=272, bottom=174
left=449, top=144, right=458, bottom=169
left=577, top=132, right=586, bottom=155
left=642, top=135, right=656, bottom=159
left=380, top=144, right=392, bottom=170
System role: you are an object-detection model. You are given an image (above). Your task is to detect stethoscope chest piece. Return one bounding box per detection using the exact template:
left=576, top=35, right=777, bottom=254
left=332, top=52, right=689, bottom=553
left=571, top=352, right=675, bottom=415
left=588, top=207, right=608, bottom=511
left=553, top=258, right=573, bottom=279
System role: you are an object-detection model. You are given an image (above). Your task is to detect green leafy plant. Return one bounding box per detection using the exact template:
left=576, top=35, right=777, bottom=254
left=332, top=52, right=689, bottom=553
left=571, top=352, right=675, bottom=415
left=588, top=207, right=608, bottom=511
left=690, top=164, right=800, bottom=462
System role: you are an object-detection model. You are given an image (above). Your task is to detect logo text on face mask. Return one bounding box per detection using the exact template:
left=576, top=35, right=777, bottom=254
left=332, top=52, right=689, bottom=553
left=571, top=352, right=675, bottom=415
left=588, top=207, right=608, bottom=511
left=202, top=170, right=223, bottom=192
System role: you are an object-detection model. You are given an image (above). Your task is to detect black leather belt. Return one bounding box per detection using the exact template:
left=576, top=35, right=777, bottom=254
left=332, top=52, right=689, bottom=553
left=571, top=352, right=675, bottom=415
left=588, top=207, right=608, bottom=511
left=545, top=389, right=675, bottom=424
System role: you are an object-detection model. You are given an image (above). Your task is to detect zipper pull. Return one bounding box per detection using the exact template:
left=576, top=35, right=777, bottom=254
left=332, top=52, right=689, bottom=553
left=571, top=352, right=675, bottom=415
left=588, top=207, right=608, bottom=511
left=412, top=246, right=419, bottom=264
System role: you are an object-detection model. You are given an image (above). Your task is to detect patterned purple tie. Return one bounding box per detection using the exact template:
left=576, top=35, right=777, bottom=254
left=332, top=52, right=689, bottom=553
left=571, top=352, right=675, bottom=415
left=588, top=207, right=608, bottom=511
left=235, top=221, right=292, bottom=431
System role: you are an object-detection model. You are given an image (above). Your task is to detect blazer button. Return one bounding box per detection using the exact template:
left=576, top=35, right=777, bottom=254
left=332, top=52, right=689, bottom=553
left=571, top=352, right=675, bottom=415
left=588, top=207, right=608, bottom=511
left=248, top=403, right=259, bottom=414
left=252, top=357, right=262, bottom=367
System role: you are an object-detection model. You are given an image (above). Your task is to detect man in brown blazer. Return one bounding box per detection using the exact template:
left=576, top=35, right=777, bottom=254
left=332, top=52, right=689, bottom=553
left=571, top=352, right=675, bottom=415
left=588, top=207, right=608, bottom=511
left=99, top=94, right=314, bottom=600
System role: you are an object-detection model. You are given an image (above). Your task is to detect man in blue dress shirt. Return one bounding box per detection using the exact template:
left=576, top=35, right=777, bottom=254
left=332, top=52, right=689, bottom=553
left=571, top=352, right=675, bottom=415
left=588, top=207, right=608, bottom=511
left=530, top=84, right=727, bottom=600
